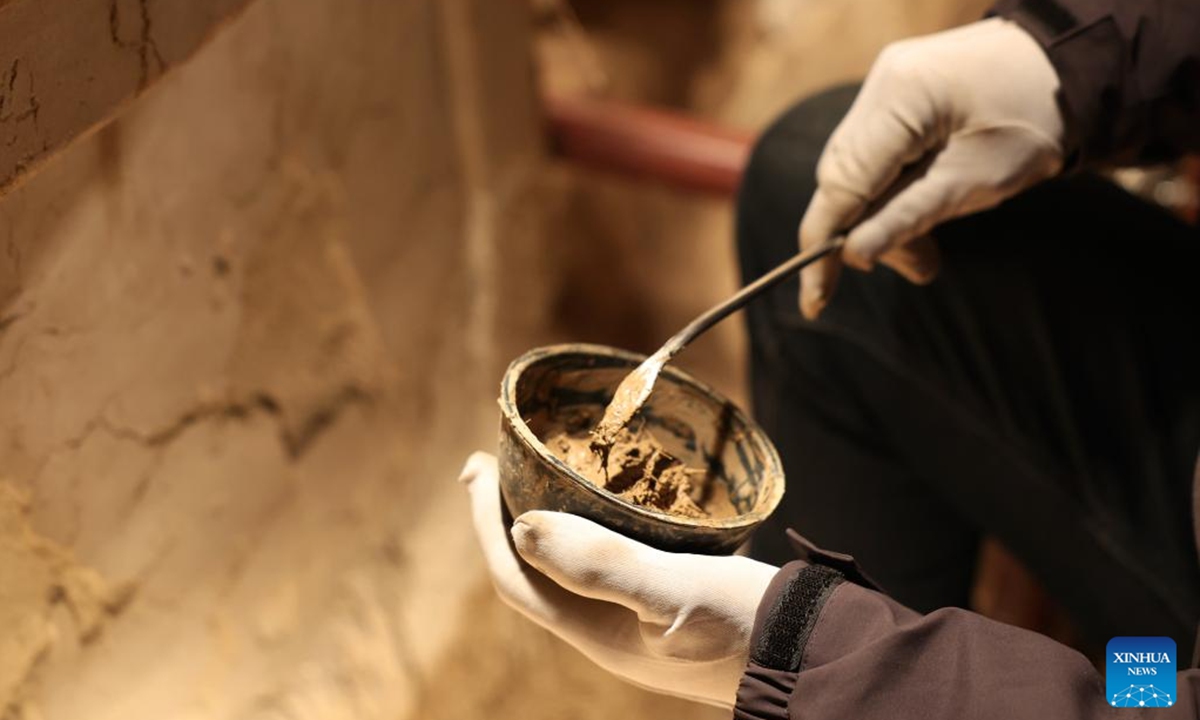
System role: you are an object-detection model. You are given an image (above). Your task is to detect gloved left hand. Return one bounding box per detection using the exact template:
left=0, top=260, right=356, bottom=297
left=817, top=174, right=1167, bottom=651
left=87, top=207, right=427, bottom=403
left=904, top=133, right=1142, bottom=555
left=460, top=452, right=779, bottom=709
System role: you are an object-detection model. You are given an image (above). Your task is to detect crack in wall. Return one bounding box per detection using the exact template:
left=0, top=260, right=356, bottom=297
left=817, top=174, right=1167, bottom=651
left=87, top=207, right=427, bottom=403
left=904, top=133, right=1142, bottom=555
left=95, top=385, right=372, bottom=461
left=0, top=328, right=34, bottom=386
left=0, top=483, right=136, bottom=717
left=107, top=0, right=124, bottom=46
left=0, top=310, right=22, bottom=335
left=3, top=235, right=19, bottom=278
left=109, top=0, right=166, bottom=90
left=20, top=378, right=375, bottom=551
left=0, top=59, right=14, bottom=119
left=277, top=386, right=372, bottom=459
left=0, top=59, right=40, bottom=131
left=107, top=0, right=121, bottom=42
left=13, top=70, right=38, bottom=131
left=19, top=380, right=373, bottom=610
left=136, top=0, right=166, bottom=90
left=95, top=395, right=278, bottom=449
left=0, top=325, right=76, bottom=392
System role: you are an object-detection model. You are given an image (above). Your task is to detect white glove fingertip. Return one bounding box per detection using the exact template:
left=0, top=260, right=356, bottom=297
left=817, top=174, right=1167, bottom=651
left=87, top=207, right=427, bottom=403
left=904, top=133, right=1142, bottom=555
left=511, top=510, right=591, bottom=565
left=511, top=511, right=577, bottom=577
left=511, top=508, right=557, bottom=533
left=798, top=188, right=856, bottom=318
left=510, top=514, right=537, bottom=555
left=458, top=450, right=497, bottom=485
left=511, top=511, right=666, bottom=605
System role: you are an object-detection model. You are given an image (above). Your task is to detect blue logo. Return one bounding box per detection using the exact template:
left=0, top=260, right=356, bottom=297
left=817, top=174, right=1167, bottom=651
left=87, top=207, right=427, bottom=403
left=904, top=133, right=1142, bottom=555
left=1107, top=637, right=1176, bottom=708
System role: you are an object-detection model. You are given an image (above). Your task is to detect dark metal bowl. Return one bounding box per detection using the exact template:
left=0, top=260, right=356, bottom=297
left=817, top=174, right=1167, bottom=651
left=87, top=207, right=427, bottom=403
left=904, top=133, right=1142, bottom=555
left=497, top=343, right=785, bottom=555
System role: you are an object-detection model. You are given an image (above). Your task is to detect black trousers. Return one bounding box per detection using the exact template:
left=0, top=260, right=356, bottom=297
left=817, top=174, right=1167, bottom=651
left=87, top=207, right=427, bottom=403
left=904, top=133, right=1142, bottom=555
left=739, top=85, right=1200, bottom=652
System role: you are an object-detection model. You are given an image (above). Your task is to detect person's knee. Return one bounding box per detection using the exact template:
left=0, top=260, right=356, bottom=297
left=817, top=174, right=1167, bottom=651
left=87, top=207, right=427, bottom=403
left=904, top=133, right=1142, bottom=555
left=738, top=84, right=860, bottom=231
left=736, top=84, right=860, bottom=296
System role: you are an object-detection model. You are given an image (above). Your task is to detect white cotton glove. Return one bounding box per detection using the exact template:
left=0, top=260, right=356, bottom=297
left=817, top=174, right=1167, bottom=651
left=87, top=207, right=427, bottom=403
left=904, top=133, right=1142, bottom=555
left=799, top=17, right=1066, bottom=318
left=459, top=452, right=778, bottom=709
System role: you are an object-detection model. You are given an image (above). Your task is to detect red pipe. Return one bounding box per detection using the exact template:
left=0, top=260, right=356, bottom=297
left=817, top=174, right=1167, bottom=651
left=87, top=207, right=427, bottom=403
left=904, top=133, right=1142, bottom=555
left=546, top=96, right=1200, bottom=224
left=544, top=94, right=753, bottom=198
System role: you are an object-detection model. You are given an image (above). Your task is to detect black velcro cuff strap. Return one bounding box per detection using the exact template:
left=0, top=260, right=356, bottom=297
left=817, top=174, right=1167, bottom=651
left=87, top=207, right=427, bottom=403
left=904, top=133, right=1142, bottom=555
left=990, top=0, right=1085, bottom=43
left=1011, top=0, right=1078, bottom=39
left=750, top=565, right=844, bottom=673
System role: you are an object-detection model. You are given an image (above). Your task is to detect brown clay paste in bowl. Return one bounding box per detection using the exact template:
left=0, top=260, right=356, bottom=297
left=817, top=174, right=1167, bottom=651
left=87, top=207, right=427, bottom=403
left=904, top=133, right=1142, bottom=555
left=542, top=407, right=737, bottom=519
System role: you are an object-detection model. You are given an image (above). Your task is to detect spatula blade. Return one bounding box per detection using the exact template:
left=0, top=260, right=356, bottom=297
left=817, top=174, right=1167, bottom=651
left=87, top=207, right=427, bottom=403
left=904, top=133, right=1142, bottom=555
left=590, top=348, right=669, bottom=448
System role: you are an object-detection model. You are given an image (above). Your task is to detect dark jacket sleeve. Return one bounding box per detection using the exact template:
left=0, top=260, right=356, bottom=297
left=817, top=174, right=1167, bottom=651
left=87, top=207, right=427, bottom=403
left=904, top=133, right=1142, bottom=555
left=991, top=0, right=1200, bottom=166
left=735, top=559, right=1200, bottom=719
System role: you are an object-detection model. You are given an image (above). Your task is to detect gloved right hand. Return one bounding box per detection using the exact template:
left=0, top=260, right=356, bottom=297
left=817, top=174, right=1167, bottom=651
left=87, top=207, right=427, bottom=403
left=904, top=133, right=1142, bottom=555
left=799, top=17, right=1066, bottom=318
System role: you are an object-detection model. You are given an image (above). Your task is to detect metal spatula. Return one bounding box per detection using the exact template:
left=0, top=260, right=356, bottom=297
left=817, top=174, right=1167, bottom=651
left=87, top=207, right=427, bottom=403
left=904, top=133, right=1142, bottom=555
left=591, top=236, right=846, bottom=449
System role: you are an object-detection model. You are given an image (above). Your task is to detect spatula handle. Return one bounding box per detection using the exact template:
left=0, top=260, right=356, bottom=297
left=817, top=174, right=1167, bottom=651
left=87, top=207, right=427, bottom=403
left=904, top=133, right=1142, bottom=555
left=662, top=236, right=846, bottom=358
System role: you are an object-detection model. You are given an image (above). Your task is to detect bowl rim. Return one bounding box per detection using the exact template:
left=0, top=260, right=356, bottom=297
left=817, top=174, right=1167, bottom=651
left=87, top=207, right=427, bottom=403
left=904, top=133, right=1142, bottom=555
left=499, top=342, right=785, bottom=530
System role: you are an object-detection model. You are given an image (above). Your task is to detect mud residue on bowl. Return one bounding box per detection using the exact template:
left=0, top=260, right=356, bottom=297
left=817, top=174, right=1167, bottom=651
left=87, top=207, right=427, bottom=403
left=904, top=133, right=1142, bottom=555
left=542, top=410, right=736, bottom=520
